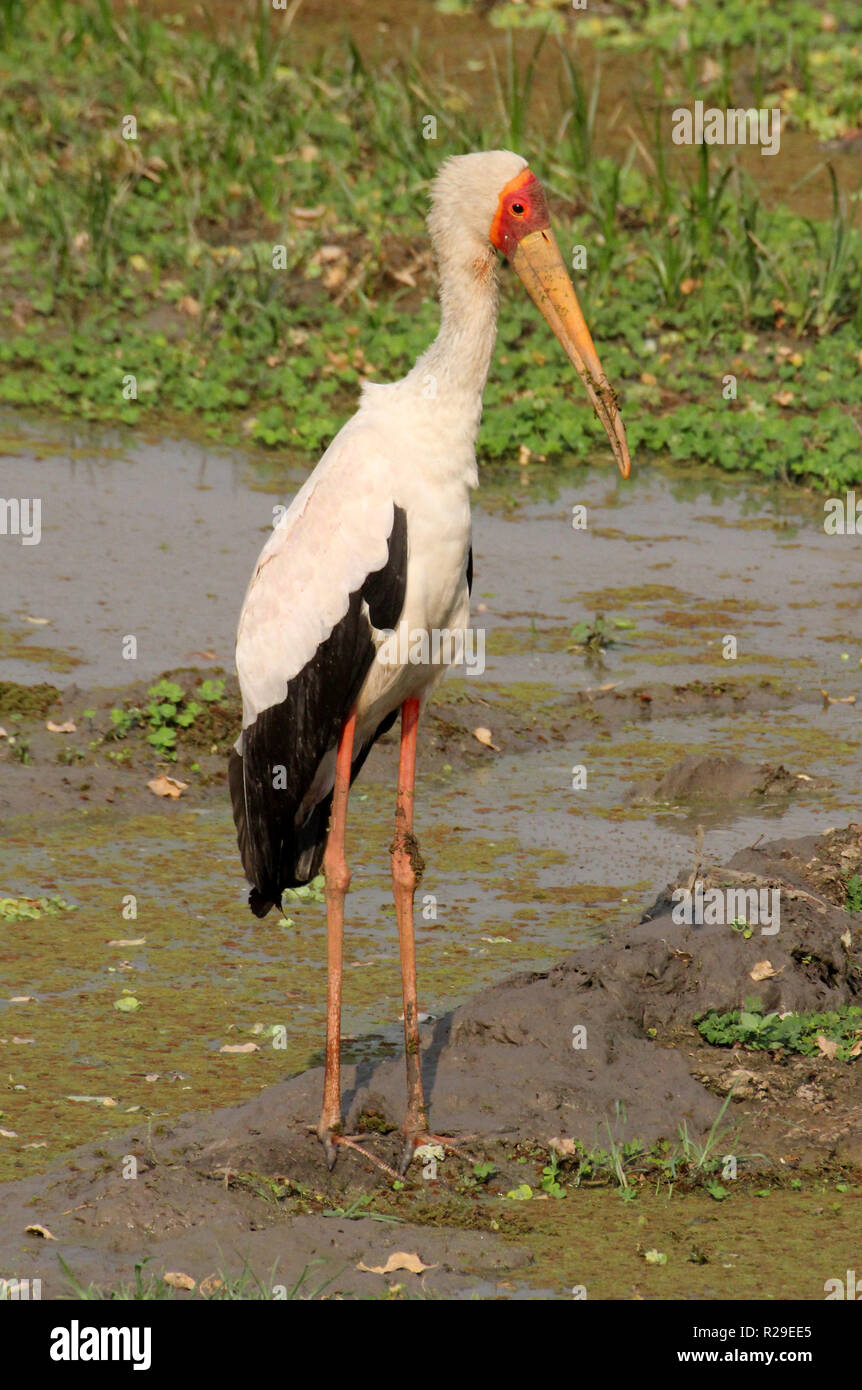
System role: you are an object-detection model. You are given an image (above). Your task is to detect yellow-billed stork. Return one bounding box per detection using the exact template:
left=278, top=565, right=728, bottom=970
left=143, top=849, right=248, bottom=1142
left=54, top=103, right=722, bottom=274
left=230, top=150, right=631, bottom=1171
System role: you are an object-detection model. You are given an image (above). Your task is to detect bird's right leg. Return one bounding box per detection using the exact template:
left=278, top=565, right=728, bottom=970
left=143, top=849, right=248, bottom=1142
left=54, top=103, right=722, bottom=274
left=317, top=708, right=356, bottom=1169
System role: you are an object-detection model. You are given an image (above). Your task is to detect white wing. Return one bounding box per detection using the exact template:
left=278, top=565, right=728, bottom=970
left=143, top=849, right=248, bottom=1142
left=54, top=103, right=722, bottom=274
left=235, top=421, right=400, bottom=728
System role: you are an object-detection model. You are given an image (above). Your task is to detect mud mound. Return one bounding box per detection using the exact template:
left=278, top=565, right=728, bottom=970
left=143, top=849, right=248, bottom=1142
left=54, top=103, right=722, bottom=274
left=729, top=822, right=862, bottom=908
left=0, top=825, right=859, bottom=1298
left=633, top=753, right=812, bottom=804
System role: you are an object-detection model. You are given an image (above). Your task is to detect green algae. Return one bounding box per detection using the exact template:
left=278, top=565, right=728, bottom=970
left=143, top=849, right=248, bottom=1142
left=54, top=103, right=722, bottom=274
left=501, top=1184, right=862, bottom=1300
left=0, top=682, right=60, bottom=718
left=576, top=585, right=763, bottom=614
left=0, top=624, right=81, bottom=674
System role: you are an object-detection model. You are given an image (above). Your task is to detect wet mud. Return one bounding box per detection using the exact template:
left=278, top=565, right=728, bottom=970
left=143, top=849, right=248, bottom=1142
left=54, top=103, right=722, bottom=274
left=0, top=821, right=859, bottom=1300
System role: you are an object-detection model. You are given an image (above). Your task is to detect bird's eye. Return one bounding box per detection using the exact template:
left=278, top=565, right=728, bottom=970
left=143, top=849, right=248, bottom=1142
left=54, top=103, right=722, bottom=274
left=511, top=202, right=525, bottom=216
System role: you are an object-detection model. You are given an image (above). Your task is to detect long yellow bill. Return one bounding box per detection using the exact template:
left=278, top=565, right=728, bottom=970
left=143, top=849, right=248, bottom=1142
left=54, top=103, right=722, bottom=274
left=511, top=227, right=631, bottom=478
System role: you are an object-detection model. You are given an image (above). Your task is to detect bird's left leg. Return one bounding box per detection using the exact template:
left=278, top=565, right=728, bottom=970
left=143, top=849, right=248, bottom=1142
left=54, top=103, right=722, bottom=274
left=391, top=697, right=434, bottom=1170
left=317, top=708, right=356, bottom=1169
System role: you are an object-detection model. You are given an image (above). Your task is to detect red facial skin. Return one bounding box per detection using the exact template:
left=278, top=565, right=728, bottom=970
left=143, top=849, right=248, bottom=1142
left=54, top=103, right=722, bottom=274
left=489, top=169, right=551, bottom=258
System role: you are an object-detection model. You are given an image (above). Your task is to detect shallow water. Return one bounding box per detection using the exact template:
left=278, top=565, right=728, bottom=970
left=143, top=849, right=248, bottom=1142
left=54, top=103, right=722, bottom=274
left=1, top=415, right=860, bottom=1172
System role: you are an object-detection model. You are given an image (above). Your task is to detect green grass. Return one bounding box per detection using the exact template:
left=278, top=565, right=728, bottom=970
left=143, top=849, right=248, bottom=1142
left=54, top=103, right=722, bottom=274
left=442, top=0, right=862, bottom=141
left=0, top=1, right=860, bottom=485
left=57, top=1253, right=341, bottom=1300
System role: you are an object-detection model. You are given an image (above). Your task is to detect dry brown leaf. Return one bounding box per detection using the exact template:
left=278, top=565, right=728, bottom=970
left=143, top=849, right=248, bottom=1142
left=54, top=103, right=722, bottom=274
left=749, top=960, right=778, bottom=982
left=816, top=1035, right=839, bottom=1060
left=548, top=1136, right=577, bottom=1156
left=219, top=1042, right=259, bottom=1054
left=390, top=267, right=417, bottom=288
left=472, top=726, right=500, bottom=751
left=26, top=1224, right=57, bottom=1240
left=46, top=720, right=76, bottom=734
left=357, top=1252, right=435, bottom=1276
left=323, top=264, right=347, bottom=290
left=163, top=1271, right=196, bottom=1291
left=147, top=775, right=188, bottom=799
left=849, top=1039, right=862, bottom=1058
left=177, top=295, right=201, bottom=317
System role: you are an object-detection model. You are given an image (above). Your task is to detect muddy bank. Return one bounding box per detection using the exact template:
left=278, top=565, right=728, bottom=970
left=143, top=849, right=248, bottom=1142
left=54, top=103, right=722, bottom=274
left=632, top=753, right=820, bottom=805
left=0, top=822, right=858, bottom=1299
left=0, top=666, right=834, bottom=821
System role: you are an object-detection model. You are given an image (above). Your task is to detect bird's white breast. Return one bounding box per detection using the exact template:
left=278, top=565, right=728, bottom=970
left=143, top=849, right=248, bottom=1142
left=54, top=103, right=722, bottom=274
left=351, top=385, right=476, bottom=734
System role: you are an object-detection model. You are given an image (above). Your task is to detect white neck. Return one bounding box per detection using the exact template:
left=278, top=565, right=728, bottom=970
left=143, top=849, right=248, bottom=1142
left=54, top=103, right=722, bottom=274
left=404, top=244, right=499, bottom=436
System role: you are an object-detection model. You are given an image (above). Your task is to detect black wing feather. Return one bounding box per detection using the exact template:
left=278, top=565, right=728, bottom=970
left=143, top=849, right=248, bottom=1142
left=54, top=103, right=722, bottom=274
left=230, top=505, right=408, bottom=917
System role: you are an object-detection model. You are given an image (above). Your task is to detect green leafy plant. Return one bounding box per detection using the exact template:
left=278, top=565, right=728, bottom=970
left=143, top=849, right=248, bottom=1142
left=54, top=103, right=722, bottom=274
left=540, top=1151, right=567, bottom=1199
left=697, top=1003, right=862, bottom=1061
left=0, top=894, right=75, bottom=922
left=569, top=614, right=634, bottom=653
left=283, top=875, right=326, bottom=905
left=844, top=873, right=862, bottom=913
left=106, top=678, right=216, bottom=759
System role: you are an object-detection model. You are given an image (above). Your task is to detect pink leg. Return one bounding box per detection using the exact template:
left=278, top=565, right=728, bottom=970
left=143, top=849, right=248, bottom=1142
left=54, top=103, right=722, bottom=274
left=390, top=698, right=429, bottom=1162
left=318, top=709, right=356, bottom=1167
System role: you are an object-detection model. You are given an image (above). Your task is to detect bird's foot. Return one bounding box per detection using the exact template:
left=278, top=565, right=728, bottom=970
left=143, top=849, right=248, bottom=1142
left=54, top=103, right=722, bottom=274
left=314, top=1126, right=401, bottom=1181
left=316, top=1123, right=342, bottom=1172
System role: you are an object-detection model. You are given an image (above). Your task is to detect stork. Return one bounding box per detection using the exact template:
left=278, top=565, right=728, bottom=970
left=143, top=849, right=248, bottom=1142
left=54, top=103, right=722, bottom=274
left=230, top=150, right=631, bottom=1171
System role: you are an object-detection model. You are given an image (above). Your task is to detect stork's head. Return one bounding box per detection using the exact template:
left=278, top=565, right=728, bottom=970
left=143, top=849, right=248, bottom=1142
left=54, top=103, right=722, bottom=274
left=429, top=151, right=630, bottom=478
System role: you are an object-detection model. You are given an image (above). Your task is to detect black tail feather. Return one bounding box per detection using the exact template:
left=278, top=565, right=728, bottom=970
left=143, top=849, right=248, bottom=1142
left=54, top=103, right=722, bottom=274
left=229, top=707, right=399, bottom=919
